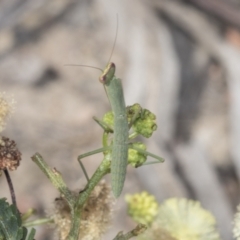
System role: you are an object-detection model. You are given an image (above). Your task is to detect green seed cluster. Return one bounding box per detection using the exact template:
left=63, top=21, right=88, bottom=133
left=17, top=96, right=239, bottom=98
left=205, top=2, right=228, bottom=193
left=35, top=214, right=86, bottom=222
left=128, top=142, right=147, bottom=167
left=133, top=109, right=157, bottom=138
left=127, top=103, right=142, bottom=123
left=102, top=111, right=114, bottom=128
left=102, top=104, right=158, bottom=139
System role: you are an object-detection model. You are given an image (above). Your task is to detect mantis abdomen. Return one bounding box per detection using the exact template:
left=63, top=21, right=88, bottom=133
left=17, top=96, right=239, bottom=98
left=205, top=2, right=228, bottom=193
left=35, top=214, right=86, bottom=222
left=111, top=109, right=128, bottom=198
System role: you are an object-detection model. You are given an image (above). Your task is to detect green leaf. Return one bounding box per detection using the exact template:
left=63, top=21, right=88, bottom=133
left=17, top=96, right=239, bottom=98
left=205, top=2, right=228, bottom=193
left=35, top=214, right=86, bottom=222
left=26, top=228, right=36, bottom=240
left=0, top=198, right=23, bottom=240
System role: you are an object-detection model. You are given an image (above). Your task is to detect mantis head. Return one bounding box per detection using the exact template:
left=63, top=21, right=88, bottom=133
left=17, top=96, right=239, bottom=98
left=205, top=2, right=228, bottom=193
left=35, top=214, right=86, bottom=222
left=99, top=62, right=116, bottom=85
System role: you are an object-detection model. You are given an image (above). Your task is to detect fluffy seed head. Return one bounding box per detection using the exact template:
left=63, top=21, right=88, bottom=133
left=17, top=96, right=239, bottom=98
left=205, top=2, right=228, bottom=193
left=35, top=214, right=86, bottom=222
left=52, top=181, right=115, bottom=240
left=0, top=92, right=14, bottom=132
left=137, top=198, right=220, bottom=240
left=233, top=204, right=240, bottom=240
left=156, top=198, right=220, bottom=240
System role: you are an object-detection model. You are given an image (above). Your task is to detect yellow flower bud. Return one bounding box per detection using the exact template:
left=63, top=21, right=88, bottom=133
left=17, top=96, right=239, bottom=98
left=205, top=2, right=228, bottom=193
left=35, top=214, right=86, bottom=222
left=125, top=192, right=158, bottom=225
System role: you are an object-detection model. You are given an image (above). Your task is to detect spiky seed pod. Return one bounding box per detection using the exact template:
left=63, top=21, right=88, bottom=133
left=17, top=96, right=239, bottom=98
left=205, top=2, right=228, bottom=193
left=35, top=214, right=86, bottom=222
left=0, top=137, right=21, bottom=171
left=52, top=181, right=115, bottom=240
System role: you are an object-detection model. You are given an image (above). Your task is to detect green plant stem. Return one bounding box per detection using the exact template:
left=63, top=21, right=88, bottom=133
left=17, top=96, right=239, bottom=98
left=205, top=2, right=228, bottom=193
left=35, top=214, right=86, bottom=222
left=113, top=224, right=147, bottom=240
left=4, top=169, right=17, bottom=206
left=67, top=156, right=111, bottom=240
left=103, top=131, right=110, bottom=148
left=128, top=132, right=139, bottom=140
left=21, top=208, right=35, bottom=222
left=27, top=228, right=36, bottom=240
left=23, top=218, right=53, bottom=227
left=32, top=153, right=111, bottom=240
left=31, top=153, right=75, bottom=207
left=67, top=210, right=80, bottom=240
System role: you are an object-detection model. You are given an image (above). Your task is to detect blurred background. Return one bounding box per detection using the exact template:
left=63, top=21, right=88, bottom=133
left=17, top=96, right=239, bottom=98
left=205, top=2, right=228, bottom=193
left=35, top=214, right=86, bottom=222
left=0, top=0, right=240, bottom=239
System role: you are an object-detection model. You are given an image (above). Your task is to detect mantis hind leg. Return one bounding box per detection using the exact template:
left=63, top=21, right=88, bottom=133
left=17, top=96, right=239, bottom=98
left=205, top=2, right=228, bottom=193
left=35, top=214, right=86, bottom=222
left=77, top=147, right=111, bottom=181
left=129, top=145, right=164, bottom=167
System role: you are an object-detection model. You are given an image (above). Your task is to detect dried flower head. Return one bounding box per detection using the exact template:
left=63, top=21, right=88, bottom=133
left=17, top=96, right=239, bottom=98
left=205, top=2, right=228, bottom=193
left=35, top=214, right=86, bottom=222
left=156, top=198, right=220, bottom=240
left=125, top=192, right=158, bottom=225
left=0, top=136, right=21, bottom=171
left=0, top=92, right=14, bottom=132
left=52, top=180, right=114, bottom=240
left=233, top=204, right=240, bottom=239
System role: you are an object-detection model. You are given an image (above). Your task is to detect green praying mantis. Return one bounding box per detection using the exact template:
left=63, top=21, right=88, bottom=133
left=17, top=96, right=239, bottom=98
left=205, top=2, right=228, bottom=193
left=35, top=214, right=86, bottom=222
left=68, top=24, right=164, bottom=198
left=99, top=62, right=129, bottom=197
left=74, top=62, right=164, bottom=198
